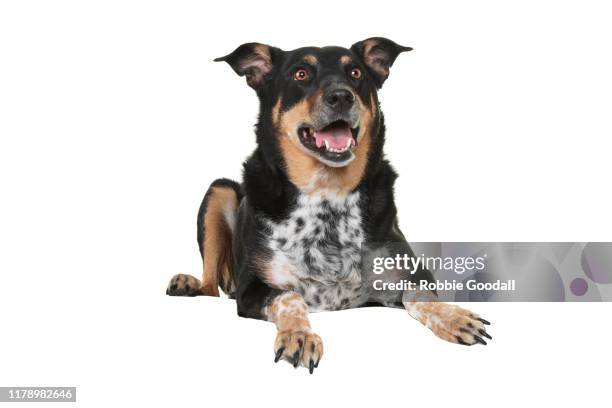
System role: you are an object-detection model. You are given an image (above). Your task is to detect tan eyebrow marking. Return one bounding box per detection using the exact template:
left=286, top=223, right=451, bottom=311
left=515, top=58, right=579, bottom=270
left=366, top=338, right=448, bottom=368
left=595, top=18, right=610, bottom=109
left=303, top=54, right=317, bottom=65
left=340, top=55, right=352, bottom=65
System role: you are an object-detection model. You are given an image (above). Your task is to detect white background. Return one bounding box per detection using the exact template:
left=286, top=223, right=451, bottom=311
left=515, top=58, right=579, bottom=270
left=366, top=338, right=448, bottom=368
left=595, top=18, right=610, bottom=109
left=1, top=0, right=611, bottom=407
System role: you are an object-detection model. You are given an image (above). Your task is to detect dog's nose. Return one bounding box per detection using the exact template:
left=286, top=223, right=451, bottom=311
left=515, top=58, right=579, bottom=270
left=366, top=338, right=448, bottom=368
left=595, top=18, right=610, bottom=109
left=324, top=89, right=355, bottom=111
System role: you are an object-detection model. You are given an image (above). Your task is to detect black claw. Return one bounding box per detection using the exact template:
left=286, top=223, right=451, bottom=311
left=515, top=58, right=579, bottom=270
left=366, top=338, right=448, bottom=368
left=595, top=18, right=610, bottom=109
left=274, top=348, right=284, bottom=363
left=478, top=318, right=491, bottom=325
left=456, top=336, right=471, bottom=346
left=314, top=359, right=320, bottom=368
left=166, top=288, right=169, bottom=295
left=309, top=359, right=314, bottom=374
left=292, top=351, right=300, bottom=368
left=479, top=329, right=492, bottom=340
left=473, top=335, right=487, bottom=345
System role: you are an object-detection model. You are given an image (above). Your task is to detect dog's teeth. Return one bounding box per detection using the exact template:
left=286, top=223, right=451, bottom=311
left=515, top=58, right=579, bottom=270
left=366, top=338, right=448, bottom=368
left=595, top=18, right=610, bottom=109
left=322, top=140, right=354, bottom=153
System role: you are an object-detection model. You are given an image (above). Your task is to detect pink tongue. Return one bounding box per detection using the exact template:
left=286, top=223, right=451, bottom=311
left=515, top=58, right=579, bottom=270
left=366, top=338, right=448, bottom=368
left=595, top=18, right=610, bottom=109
left=314, top=124, right=353, bottom=149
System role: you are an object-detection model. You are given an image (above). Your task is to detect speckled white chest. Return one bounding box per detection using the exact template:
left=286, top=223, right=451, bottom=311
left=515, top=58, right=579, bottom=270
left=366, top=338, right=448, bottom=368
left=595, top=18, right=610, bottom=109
left=264, top=191, right=366, bottom=311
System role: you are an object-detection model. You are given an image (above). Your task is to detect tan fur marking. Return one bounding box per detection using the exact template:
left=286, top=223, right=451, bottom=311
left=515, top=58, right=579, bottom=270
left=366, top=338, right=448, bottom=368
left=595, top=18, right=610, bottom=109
left=201, top=186, right=238, bottom=296
left=275, top=93, right=377, bottom=197
left=403, top=290, right=486, bottom=344
left=303, top=54, right=317, bottom=65
left=264, top=292, right=310, bottom=331
left=271, top=97, right=282, bottom=125
left=166, top=273, right=202, bottom=296
left=277, top=96, right=316, bottom=139
left=253, top=44, right=270, bottom=58
left=266, top=292, right=323, bottom=368
left=340, top=55, right=352, bottom=65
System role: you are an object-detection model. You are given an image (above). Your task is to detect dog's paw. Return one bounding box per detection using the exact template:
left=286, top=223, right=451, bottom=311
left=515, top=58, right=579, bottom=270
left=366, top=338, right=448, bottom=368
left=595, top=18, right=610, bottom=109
left=410, top=303, right=492, bottom=346
left=273, top=329, right=323, bottom=374
left=166, top=274, right=202, bottom=296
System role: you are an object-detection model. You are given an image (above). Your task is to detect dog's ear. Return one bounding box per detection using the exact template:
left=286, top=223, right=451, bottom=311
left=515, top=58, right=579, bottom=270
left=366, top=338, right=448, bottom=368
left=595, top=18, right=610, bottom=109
left=214, top=43, right=281, bottom=90
left=350, top=37, right=412, bottom=88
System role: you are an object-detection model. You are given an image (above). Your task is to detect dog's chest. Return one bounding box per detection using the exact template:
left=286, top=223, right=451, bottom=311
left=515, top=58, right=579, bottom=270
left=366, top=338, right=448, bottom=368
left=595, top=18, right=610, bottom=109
left=264, top=191, right=365, bottom=311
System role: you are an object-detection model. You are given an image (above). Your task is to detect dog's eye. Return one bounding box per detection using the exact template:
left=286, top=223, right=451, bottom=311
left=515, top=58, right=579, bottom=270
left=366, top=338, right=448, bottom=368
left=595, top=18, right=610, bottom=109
left=293, top=69, right=309, bottom=81
left=350, top=68, right=362, bottom=79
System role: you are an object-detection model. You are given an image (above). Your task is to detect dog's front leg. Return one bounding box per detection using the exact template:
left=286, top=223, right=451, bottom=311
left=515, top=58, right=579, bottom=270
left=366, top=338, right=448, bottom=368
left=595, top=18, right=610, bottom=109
left=263, top=292, right=323, bottom=373
left=402, top=290, right=492, bottom=346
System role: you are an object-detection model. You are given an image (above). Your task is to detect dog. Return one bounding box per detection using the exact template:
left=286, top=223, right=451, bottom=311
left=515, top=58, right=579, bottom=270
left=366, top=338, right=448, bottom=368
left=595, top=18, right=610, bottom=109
left=167, top=37, right=492, bottom=373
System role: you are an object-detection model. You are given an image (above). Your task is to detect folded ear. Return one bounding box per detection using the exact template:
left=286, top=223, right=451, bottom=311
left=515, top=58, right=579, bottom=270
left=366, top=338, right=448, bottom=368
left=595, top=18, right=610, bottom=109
left=214, top=43, right=281, bottom=89
left=350, top=37, right=412, bottom=88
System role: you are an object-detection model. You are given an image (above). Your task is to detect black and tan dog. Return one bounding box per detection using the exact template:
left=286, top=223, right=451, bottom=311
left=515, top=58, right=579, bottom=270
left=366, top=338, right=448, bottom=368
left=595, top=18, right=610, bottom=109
left=167, top=37, right=492, bottom=373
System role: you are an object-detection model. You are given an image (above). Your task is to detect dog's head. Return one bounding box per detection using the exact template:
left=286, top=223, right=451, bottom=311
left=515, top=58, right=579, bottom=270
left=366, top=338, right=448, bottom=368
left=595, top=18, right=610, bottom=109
left=216, top=38, right=411, bottom=189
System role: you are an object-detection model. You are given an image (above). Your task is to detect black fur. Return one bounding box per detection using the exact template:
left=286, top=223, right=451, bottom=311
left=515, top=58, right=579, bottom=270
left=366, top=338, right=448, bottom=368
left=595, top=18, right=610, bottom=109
left=208, top=38, right=435, bottom=319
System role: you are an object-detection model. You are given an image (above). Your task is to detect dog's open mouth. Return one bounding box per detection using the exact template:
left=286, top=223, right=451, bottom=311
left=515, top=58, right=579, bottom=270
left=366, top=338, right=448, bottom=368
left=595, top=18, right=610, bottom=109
left=298, top=120, right=359, bottom=165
